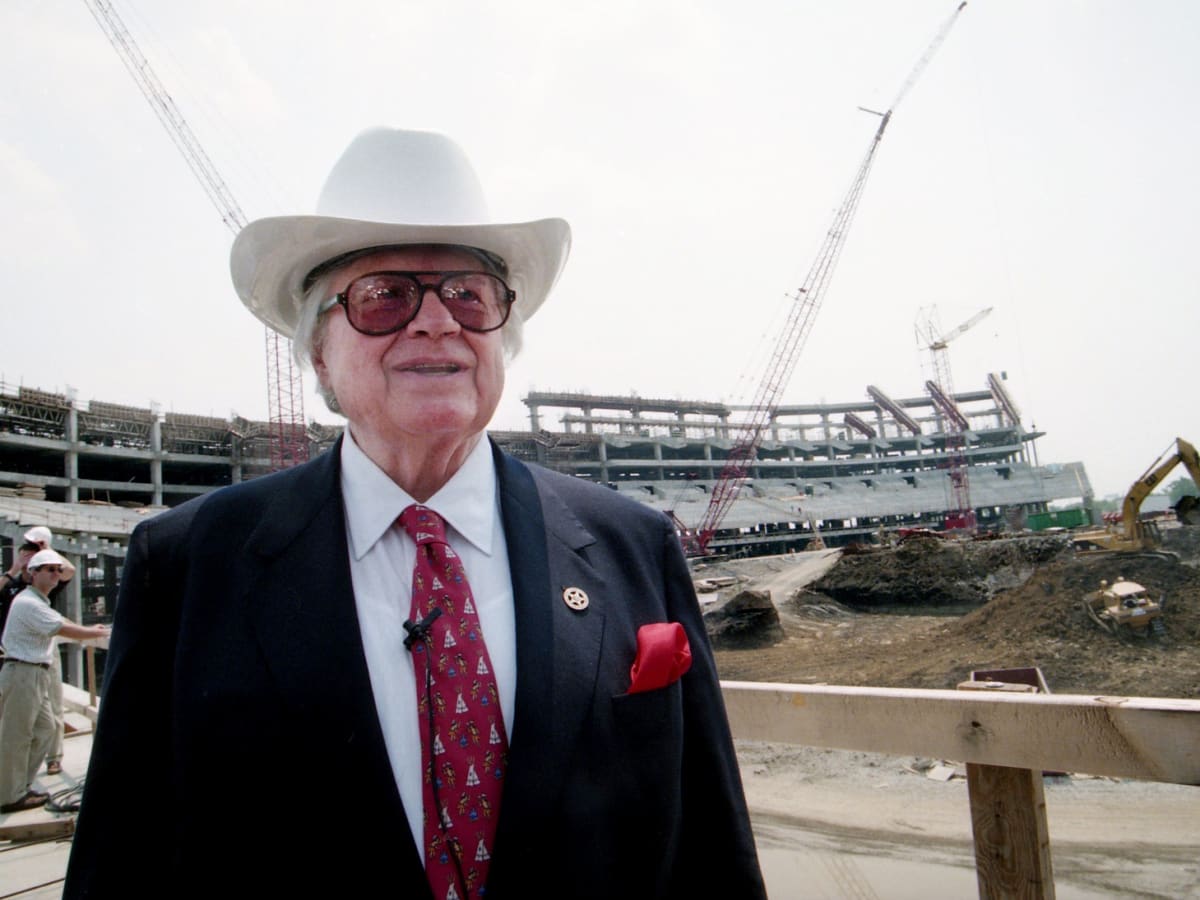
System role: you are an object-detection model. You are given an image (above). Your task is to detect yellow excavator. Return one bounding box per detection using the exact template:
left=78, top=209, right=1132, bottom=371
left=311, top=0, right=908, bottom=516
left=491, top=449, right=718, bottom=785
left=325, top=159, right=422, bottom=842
left=1073, top=437, right=1200, bottom=553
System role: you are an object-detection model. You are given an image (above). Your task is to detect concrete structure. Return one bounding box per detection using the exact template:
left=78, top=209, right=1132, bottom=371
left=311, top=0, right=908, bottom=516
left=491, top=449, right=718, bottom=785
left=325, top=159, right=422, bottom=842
left=0, top=374, right=1093, bottom=561
left=512, top=374, right=1092, bottom=554
left=0, top=382, right=339, bottom=508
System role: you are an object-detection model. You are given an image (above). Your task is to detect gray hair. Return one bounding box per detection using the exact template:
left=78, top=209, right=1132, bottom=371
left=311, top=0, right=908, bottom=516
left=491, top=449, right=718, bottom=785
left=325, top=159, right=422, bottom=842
left=292, top=246, right=526, bottom=416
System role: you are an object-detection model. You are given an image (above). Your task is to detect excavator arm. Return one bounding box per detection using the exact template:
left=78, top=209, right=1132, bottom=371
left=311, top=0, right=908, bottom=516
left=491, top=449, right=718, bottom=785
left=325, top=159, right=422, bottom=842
left=1120, top=437, right=1200, bottom=539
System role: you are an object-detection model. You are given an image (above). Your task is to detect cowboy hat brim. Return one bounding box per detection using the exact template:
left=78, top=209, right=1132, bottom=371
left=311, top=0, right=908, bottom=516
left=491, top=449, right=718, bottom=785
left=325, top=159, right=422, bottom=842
left=231, top=214, right=571, bottom=339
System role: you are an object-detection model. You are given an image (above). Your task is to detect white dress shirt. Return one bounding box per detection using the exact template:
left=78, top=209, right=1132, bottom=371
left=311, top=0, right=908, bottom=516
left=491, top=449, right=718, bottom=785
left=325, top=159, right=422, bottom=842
left=339, top=432, right=516, bottom=859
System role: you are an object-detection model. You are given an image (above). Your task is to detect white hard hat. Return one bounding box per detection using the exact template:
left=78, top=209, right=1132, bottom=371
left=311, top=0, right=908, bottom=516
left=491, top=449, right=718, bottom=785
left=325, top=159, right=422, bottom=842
left=23, top=526, right=52, bottom=547
left=28, top=549, right=67, bottom=570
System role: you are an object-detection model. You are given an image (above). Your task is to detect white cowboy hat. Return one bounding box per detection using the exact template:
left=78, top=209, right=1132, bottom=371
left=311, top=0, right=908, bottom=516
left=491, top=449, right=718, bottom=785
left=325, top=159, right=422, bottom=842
left=230, top=128, right=571, bottom=338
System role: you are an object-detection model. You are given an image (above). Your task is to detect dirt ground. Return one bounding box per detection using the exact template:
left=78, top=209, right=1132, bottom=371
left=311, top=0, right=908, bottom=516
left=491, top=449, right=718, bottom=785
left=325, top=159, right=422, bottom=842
left=738, top=742, right=1200, bottom=899
left=708, top=534, right=1200, bottom=697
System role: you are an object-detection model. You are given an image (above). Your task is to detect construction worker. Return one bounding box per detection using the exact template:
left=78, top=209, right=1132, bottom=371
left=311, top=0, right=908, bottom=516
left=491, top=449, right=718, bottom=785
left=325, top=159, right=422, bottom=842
left=0, top=549, right=108, bottom=812
left=2, top=527, right=77, bottom=776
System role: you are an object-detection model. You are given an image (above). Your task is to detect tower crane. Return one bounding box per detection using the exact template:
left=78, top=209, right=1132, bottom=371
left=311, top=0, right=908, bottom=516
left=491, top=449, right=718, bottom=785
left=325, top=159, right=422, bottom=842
left=915, top=305, right=992, bottom=531
left=677, top=1, right=968, bottom=556
left=82, top=0, right=309, bottom=471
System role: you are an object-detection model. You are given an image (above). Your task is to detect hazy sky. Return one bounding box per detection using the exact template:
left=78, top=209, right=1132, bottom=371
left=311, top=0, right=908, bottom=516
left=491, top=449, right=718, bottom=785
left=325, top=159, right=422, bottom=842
left=3, top=1, right=1197, bottom=498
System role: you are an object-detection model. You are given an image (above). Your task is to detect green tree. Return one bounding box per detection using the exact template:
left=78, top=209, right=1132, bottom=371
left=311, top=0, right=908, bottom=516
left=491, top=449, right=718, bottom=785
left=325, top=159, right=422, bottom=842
left=1165, top=477, right=1197, bottom=504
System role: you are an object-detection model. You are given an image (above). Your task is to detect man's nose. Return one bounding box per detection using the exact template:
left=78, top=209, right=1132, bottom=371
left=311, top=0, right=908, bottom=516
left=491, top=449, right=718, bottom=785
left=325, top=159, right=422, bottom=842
left=406, top=285, right=462, bottom=336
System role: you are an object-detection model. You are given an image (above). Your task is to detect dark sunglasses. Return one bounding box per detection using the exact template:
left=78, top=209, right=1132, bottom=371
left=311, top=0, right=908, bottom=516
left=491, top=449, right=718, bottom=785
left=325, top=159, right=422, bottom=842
left=320, top=271, right=515, bottom=336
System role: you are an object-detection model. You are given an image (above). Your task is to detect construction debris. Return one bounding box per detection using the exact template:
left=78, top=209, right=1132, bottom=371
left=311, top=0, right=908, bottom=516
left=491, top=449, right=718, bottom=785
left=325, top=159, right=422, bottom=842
left=807, top=535, right=1069, bottom=608
left=703, top=589, right=785, bottom=649
left=713, top=537, right=1200, bottom=699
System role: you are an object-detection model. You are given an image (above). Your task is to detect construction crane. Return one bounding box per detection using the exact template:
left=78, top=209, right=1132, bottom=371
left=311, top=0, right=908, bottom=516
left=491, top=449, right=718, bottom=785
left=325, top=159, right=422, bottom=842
left=915, top=305, right=992, bottom=531
left=82, top=0, right=309, bottom=471
left=677, top=1, right=968, bottom=556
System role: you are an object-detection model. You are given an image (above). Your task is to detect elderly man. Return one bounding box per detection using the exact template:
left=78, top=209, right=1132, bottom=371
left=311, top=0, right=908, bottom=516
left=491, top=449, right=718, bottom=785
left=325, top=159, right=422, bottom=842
left=66, top=129, right=764, bottom=899
left=0, top=549, right=108, bottom=813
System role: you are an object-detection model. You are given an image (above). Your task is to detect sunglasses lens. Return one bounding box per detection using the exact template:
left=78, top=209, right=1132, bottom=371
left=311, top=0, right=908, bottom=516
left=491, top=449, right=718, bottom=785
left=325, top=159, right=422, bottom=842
left=346, top=275, right=420, bottom=334
left=439, top=274, right=506, bottom=331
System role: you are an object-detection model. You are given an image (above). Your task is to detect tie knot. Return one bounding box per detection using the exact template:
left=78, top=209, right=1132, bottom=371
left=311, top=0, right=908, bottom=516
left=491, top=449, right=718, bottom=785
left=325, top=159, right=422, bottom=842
left=399, top=504, right=447, bottom=546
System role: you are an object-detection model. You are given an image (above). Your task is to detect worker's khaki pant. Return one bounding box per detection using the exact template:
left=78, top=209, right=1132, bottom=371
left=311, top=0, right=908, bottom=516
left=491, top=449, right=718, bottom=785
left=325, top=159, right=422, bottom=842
left=48, top=646, right=64, bottom=764
left=0, top=662, right=55, bottom=805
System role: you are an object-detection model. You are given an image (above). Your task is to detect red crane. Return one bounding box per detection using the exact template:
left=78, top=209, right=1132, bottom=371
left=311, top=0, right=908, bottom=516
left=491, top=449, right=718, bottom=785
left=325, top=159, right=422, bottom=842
left=82, top=0, right=309, bottom=471
left=678, top=2, right=968, bottom=556
left=915, top=305, right=992, bottom=532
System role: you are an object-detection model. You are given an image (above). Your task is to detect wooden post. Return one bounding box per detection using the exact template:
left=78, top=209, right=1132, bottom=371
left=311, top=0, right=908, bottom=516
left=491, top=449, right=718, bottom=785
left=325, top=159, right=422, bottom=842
left=966, top=763, right=1054, bottom=899
left=86, top=644, right=97, bottom=708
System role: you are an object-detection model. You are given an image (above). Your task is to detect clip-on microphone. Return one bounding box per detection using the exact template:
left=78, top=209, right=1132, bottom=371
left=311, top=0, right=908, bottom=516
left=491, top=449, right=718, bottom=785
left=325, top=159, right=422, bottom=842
left=403, top=607, right=443, bottom=650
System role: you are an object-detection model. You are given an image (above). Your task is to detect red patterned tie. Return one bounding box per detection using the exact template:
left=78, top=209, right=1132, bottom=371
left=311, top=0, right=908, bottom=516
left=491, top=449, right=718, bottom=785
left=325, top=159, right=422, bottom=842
left=400, top=504, right=508, bottom=900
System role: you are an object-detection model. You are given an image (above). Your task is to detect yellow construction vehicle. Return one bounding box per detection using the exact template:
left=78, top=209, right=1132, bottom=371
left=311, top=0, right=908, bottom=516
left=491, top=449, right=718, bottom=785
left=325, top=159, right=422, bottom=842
left=1081, top=578, right=1167, bottom=638
left=1072, top=437, right=1200, bottom=553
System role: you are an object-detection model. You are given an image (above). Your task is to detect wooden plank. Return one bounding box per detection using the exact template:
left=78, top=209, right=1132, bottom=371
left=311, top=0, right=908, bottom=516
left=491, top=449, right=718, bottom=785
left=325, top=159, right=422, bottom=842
left=720, top=681, right=1200, bottom=784
left=967, top=764, right=1054, bottom=900
left=0, top=815, right=75, bottom=842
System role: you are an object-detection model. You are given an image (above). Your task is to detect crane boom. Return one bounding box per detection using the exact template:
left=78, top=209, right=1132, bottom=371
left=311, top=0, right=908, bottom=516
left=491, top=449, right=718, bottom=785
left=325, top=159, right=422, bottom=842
left=82, top=0, right=309, bottom=470
left=916, top=304, right=989, bottom=533
left=930, top=306, right=992, bottom=349
left=688, top=2, right=968, bottom=554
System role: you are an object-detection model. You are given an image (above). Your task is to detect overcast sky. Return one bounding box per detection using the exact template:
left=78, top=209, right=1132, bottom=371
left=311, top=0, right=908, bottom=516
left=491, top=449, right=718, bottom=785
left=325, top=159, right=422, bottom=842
left=3, top=1, right=1197, bottom=498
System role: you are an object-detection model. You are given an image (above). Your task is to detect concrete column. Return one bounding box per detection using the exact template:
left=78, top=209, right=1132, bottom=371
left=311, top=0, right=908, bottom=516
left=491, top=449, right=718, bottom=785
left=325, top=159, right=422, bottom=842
left=597, top=439, right=609, bottom=483
left=527, top=401, right=541, bottom=432
left=582, top=406, right=593, bottom=435
left=64, top=551, right=83, bottom=687
left=150, top=416, right=164, bottom=506
left=65, top=404, right=79, bottom=502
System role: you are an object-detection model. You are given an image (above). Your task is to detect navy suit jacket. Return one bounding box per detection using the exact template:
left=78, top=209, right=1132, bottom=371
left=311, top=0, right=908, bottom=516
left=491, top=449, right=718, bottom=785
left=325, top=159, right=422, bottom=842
left=64, top=441, right=764, bottom=898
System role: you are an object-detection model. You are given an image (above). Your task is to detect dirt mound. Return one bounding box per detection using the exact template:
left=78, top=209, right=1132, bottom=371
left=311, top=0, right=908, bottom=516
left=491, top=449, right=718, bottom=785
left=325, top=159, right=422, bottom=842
left=704, top=589, right=786, bottom=648
left=935, top=554, right=1200, bottom=695
left=1162, top=524, right=1200, bottom=563
left=713, top=548, right=1200, bottom=699
left=809, top=535, right=1069, bottom=607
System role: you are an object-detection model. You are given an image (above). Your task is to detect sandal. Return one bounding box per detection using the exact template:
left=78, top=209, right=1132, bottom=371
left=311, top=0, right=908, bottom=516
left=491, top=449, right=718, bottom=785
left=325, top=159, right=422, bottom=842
left=45, top=761, right=62, bottom=776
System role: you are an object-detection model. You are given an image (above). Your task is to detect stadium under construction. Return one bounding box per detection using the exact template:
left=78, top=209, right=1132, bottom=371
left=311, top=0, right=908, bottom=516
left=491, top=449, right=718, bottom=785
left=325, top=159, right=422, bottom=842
left=1, top=372, right=1091, bottom=556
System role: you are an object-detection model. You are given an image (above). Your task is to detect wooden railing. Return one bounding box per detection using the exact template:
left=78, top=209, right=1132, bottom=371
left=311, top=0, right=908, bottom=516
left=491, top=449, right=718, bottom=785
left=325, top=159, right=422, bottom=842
left=721, top=682, right=1200, bottom=899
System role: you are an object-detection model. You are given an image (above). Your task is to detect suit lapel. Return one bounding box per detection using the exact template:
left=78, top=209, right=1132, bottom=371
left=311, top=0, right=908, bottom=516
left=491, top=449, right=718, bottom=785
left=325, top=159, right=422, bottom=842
left=242, top=444, right=378, bottom=738
left=240, top=442, right=425, bottom=885
left=490, top=447, right=609, bottom=885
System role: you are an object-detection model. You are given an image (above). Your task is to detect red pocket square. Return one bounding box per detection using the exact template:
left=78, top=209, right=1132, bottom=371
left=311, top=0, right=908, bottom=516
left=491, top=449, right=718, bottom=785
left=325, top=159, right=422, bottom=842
left=628, top=622, right=692, bottom=694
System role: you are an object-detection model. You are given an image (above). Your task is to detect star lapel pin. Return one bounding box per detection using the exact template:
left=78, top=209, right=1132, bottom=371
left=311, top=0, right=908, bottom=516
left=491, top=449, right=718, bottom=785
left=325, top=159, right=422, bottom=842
left=562, top=586, right=589, bottom=611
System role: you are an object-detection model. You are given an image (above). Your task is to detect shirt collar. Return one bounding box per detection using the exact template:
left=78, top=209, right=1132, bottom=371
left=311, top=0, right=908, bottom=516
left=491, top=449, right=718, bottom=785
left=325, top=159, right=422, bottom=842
left=19, top=586, right=50, bottom=605
left=340, top=432, right=497, bottom=560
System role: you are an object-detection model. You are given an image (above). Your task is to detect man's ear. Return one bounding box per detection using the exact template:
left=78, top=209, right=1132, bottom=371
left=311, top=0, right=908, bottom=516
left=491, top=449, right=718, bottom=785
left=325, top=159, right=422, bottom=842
left=312, top=348, right=330, bottom=390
